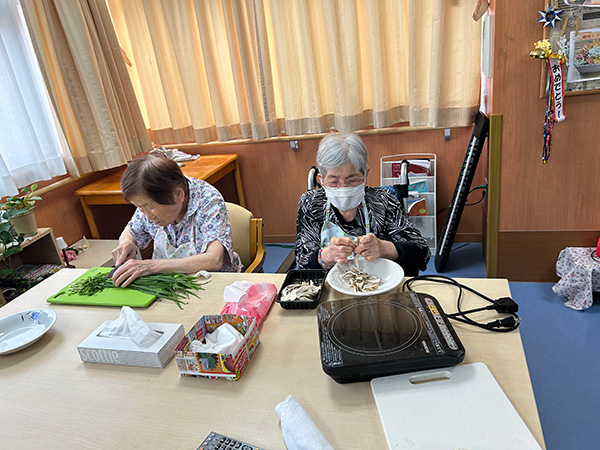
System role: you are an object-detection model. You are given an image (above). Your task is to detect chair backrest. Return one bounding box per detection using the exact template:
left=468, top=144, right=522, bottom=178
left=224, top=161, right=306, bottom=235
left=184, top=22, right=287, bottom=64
left=308, top=165, right=320, bottom=190
left=225, top=202, right=266, bottom=273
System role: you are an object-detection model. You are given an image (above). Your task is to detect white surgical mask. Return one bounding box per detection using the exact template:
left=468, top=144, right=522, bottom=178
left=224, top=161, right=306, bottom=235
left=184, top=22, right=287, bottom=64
left=323, top=183, right=365, bottom=211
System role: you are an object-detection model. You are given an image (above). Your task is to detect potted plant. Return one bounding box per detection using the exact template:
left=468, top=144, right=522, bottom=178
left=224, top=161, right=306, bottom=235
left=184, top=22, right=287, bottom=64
left=0, top=210, right=29, bottom=301
left=1, top=184, right=42, bottom=235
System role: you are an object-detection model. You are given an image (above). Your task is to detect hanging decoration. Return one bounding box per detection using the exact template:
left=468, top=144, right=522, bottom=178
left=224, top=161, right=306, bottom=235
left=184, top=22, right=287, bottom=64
left=537, top=5, right=564, bottom=28
left=529, top=39, right=566, bottom=163
left=527, top=0, right=569, bottom=163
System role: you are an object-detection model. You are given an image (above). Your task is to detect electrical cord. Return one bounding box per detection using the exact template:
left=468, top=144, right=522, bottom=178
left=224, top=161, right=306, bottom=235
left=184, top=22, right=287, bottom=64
left=464, top=188, right=487, bottom=207
left=448, top=243, right=470, bottom=254
left=437, top=184, right=487, bottom=215
left=402, top=274, right=520, bottom=332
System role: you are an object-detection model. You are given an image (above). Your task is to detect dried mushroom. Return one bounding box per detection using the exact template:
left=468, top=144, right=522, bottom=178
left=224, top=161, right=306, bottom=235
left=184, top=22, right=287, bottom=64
left=341, top=268, right=382, bottom=292
left=280, top=281, right=321, bottom=302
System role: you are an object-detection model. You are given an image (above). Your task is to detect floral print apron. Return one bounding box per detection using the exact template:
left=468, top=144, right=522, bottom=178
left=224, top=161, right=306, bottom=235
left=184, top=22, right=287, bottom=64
left=320, top=200, right=370, bottom=248
left=153, top=225, right=197, bottom=260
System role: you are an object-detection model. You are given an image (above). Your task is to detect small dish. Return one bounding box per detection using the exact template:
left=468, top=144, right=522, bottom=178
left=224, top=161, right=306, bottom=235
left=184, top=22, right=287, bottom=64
left=276, top=269, right=327, bottom=309
left=0, top=309, right=57, bottom=355
left=326, top=256, right=405, bottom=296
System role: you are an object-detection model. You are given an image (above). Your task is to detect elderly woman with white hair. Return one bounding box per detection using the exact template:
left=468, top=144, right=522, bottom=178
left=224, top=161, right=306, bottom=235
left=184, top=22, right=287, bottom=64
left=295, top=132, right=430, bottom=275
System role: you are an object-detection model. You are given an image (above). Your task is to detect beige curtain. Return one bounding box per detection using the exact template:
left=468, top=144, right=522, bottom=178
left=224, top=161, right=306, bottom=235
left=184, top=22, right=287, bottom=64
left=107, top=0, right=283, bottom=144
left=20, top=0, right=150, bottom=174
left=272, top=0, right=482, bottom=131
left=107, top=0, right=481, bottom=145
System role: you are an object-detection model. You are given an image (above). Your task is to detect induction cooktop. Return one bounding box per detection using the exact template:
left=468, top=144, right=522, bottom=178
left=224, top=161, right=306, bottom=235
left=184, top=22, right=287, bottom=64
left=317, top=291, right=465, bottom=383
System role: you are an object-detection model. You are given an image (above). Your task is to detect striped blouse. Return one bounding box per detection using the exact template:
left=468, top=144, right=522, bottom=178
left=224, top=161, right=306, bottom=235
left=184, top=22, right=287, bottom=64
left=295, top=186, right=430, bottom=275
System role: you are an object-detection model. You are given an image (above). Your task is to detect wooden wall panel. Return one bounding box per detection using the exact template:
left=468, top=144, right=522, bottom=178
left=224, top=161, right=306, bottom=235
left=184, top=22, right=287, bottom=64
left=32, top=169, right=122, bottom=246
left=497, top=230, right=599, bottom=282
left=492, top=0, right=600, bottom=232
left=486, top=0, right=600, bottom=280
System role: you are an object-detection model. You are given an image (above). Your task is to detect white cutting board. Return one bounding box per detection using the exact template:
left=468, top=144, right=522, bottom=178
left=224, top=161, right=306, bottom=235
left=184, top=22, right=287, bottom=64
left=370, top=363, right=542, bottom=450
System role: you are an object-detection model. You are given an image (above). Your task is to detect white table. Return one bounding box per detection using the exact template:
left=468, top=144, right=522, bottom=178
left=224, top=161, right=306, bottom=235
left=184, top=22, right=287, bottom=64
left=0, top=270, right=545, bottom=449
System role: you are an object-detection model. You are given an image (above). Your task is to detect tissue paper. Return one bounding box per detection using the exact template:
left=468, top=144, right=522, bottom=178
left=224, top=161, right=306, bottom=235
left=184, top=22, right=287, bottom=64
left=98, top=306, right=162, bottom=347
left=223, top=281, right=254, bottom=303
left=276, top=395, right=335, bottom=450
left=189, top=323, right=244, bottom=354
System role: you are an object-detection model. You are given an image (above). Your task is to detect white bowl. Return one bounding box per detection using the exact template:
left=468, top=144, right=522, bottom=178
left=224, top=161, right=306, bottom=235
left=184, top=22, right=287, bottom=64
left=0, top=309, right=57, bottom=355
left=326, top=256, right=405, bottom=296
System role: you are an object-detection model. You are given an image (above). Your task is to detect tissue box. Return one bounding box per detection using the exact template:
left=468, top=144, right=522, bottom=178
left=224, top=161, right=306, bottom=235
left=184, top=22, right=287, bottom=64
left=78, top=322, right=184, bottom=368
left=174, top=314, right=259, bottom=381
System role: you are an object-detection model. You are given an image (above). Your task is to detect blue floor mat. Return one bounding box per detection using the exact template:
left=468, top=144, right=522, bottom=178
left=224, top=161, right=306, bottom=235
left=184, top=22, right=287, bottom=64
left=511, top=282, right=600, bottom=450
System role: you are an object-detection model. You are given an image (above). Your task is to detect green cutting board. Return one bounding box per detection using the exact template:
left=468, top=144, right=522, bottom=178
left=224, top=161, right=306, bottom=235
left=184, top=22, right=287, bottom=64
left=47, top=267, right=156, bottom=307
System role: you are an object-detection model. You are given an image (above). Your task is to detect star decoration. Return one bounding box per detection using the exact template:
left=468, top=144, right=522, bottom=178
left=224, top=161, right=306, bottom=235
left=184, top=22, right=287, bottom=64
left=537, top=6, right=564, bottom=28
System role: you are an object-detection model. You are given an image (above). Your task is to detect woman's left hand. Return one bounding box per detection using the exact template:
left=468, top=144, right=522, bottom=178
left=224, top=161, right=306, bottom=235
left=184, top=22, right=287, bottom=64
left=111, top=259, right=158, bottom=287
left=354, top=233, right=398, bottom=262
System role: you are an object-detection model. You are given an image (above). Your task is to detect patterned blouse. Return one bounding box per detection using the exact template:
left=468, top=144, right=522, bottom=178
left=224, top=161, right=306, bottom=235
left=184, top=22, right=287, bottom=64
left=295, top=186, right=430, bottom=275
left=127, top=177, right=242, bottom=272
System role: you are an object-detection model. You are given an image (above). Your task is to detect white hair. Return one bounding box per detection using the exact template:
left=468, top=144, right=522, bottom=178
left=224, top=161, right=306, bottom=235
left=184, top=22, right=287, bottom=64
left=316, top=132, right=367, bottom=177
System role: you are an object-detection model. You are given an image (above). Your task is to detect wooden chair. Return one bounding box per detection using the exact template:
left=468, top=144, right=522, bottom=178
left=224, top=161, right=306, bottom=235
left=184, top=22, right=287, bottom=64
left=225, top=202, right=266, bottom=273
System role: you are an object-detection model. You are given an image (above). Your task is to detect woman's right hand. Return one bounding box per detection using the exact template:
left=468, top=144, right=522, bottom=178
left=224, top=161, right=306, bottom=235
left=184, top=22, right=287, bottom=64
left=322, top=236, right=356, bottom=266
left=111, top=240, right=138, bottom=267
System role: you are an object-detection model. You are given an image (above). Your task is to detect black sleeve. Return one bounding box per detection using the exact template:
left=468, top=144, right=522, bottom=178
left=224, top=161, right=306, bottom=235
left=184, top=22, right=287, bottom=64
left=393, top=241, right=429, bottom=276
left=295, top=191, right=324, bottom=269
left=370, top=188, right=431, bottom=274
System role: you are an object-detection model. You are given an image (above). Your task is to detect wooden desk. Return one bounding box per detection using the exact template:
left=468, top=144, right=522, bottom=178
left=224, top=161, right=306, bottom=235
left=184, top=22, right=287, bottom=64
left=0, top=272, right=545, bottom=449
left=75, top=154, right=245, bottom=238
left=69, top=239, right=118, bottom=268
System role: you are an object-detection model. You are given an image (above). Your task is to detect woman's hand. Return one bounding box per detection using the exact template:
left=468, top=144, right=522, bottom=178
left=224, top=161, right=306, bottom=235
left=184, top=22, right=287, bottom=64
left=111, top=235, right=138, bottom=267
left=111, top=259, right=159, bottom=287
left=354, top=233, right=398, bottom=262
left=322, top=236, right=356, bottom=266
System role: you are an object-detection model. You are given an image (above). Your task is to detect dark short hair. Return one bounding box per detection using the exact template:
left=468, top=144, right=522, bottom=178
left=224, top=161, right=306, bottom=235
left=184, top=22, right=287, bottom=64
left=121, top=152, right=189, bottom=205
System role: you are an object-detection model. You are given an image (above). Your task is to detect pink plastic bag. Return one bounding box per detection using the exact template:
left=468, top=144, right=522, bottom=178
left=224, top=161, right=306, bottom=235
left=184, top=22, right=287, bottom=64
left=220, top=282, right=278, bottom=327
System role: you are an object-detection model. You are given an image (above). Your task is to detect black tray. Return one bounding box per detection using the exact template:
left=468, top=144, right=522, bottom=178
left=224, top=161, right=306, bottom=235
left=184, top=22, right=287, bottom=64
left=276, top=269, right=327, bottom=310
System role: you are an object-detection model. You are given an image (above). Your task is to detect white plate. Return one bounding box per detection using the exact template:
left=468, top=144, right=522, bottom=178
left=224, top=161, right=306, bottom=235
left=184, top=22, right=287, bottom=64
left=326, top=256, right=405, bottom=296
left=0, top=309, right=57, bottom=355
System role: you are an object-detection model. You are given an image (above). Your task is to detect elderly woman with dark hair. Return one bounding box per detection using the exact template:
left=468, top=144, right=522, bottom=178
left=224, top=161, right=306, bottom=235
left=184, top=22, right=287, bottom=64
left=295, top=132, right=430, bottom=276
left=111, top=151, right=241, bottom=287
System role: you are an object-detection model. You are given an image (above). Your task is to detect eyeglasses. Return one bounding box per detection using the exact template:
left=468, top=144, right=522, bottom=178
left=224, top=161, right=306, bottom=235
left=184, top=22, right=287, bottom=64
left=323, top=176, right=365, bottom=188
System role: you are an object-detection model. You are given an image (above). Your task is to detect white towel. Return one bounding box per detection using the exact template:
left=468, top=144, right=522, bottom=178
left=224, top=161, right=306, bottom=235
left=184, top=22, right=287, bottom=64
left=275, top=395, right=335, bottom=450
left=155, top=147, right=199, bottom=162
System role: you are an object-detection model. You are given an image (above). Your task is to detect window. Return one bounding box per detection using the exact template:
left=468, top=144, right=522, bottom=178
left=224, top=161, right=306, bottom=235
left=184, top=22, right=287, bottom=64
left=0, top=0, right=72, bottom=197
